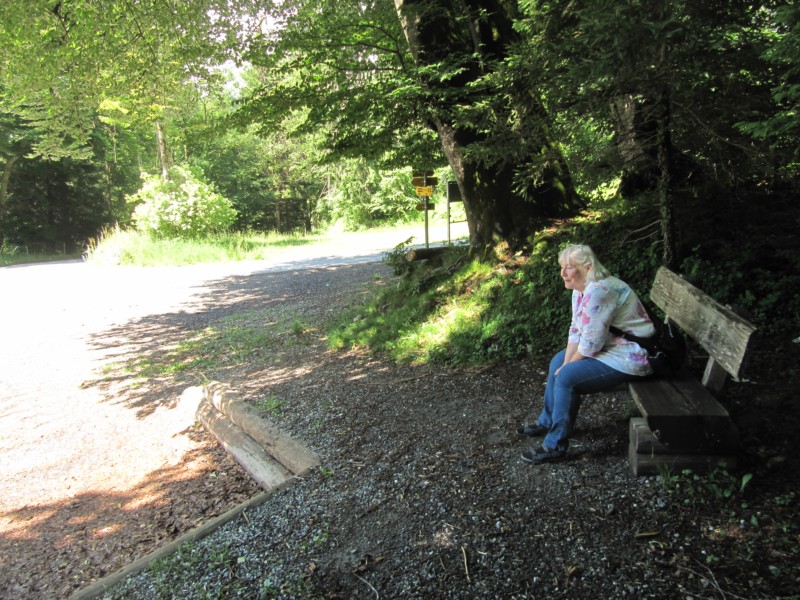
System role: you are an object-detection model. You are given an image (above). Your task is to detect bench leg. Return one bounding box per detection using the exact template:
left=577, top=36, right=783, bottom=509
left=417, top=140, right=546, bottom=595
left=628, top=418, right=739, bottom=476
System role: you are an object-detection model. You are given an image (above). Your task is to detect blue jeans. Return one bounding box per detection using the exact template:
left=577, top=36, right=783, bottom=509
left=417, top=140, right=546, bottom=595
left=535, top=349, right=635, bottom=452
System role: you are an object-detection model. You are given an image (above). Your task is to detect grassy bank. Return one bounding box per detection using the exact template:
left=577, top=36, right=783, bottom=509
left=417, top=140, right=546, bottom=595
left=83, top=228, right=329, bottom=267
left=79, top=221, right=468, bottom=268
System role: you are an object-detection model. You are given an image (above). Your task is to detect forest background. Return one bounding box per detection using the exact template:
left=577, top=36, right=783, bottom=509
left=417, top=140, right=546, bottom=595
left=0, top=0, right=798, bottom=345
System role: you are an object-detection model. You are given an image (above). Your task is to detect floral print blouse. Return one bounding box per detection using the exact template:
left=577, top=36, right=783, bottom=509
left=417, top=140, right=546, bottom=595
left=568, top=276, right=657, bottom=376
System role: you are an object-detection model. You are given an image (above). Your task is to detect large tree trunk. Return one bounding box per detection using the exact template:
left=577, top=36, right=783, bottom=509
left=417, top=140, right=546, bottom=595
left=611, top=94, right=661, bottom=195
left=611, top=92, right=678, bottom=268
left=655, top=88, right=677, bottom=270
left=394, top=0, right=580, bottom=252
left=435, top=119, right=574, bottom=251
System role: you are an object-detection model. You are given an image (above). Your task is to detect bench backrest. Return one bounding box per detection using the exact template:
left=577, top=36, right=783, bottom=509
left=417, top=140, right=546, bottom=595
left=649, top=267, right=757, bottom=391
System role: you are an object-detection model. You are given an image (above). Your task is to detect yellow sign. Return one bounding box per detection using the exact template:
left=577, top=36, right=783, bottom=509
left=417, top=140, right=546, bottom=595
left=415, top=186, right=434, bottom=197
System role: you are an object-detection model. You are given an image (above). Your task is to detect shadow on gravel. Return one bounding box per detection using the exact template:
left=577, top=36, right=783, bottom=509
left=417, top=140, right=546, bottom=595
left=1, top=262, right=391, bottom=599
left=82, top=263, right=391, bottom=418
left=0, top=434, right=260, bottom=599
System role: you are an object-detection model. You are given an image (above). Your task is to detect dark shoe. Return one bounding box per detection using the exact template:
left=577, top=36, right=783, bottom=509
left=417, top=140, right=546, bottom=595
left=517, top=423, right=548, bottom=437
left=521, top=445, right=566, bottom=464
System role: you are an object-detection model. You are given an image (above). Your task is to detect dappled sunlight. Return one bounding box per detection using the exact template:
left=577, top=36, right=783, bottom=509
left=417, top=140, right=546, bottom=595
left=0, top=439, right=260, bottom=599
left=90, top=523, right=124, bottom=539
left=1, top=506, right=61, bottom=541
left=347, top=371, right=374, bottom=382
left=385, top=286, right=491, bottom=364
left=256, top=363, right=317, bottom=385
left=82, top=262, right=393, bottom=418
left=431, top=523, right=457, bottom=549
left=2, top=257, right=394, bottom=597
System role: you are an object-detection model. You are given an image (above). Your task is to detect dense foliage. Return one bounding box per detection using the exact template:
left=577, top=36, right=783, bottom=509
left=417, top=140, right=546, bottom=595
left=128, top=167, right=237, bottom=239
left=1, top=1, right=798, bottom=306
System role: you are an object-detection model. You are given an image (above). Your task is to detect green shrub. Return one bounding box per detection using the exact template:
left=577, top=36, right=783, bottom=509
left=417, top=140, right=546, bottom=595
left=128, top=165, right=237, bottom=238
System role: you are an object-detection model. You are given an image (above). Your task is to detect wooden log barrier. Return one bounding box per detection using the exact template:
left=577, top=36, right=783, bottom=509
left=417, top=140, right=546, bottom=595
left=204, top=382, right=320, bottom=476
left=405, top=247, right=447, bottom=262
left=196, top=399, right=291, bottom=491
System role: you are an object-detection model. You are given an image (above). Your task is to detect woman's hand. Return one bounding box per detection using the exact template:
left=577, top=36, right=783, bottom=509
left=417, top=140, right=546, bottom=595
left=556, top=343, right=585, bottom=376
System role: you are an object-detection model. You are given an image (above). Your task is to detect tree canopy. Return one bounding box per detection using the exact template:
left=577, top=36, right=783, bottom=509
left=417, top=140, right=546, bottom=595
left=0, top=0, right=797, bottom=259
left=0, top=0, right=263, bottom=159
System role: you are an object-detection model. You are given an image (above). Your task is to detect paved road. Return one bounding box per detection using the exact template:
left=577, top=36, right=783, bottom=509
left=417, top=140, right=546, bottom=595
left=0, top=242, right=390, bottom=516
left=0, top=219, right=470, bottom=518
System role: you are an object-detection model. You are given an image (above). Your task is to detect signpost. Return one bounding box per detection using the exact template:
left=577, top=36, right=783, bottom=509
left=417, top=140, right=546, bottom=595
left=409, top=174, right=466, bottom=247
left=412, top=170, right=437, bottom=247
left=412, top=176, right=438, bottom=187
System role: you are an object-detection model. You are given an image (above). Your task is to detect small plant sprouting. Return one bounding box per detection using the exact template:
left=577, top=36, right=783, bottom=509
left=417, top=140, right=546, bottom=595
left=291, top=319, right=310, bottom=336
left=661, top=467, right=752, bottom=507
left=256, top=394, right=285, bottom=417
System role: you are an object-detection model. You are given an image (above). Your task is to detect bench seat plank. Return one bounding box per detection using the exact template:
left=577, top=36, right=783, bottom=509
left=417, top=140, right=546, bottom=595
left=628, top=371, right=738, bottom=451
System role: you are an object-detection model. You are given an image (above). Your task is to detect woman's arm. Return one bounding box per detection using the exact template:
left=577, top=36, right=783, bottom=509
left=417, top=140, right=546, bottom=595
left=557, top=342, right=584, bottom=375
left=575, top=283, right=616, bottom=357
left=563, top=342, right=580, bottom=363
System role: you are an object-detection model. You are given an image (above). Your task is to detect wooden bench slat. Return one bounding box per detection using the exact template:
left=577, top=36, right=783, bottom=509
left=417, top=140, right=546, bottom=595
left=629, top=371, right=730, bottom=418
left=649, top=267, right=757, bottom=380
left=628, top=373, right=738, bottom=450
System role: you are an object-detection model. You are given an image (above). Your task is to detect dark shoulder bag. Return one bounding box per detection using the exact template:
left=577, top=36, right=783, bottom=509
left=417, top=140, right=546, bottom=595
left=609, top=313, right=687, bottom=378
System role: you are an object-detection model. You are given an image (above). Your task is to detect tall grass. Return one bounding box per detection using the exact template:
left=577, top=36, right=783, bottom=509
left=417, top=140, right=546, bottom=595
left=83, top=221, right=468, bottom=267
left=84, top=227, right=327, bottom=267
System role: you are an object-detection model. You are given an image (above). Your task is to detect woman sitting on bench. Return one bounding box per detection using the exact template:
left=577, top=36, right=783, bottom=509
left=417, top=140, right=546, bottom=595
left=519, top=244, right=656, bottom=464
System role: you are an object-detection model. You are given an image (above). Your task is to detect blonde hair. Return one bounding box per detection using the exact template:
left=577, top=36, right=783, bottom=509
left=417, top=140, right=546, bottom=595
left=559, top=244, right=611, bottom=283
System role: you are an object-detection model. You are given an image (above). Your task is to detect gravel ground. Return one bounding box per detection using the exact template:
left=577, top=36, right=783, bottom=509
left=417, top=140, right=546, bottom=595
left=92, top=259, right=799, bottom=600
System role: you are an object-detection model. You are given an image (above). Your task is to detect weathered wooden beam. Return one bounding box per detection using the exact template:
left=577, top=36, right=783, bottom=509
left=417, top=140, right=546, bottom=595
left=629, top=441, right=738, bottom=476
left=405, top=247, right=447, bottom=262
left=649, top=267, right=757, bottom=380
left=702, top=358, right=730, bottom=396
left=196, top=399, right=291, bottom=491
left=629, top=417, right=739, bottom=455
left=204, top=382, right=319, bottom=476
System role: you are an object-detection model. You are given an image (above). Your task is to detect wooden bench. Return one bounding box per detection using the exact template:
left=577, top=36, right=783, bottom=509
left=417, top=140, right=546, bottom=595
left=627, top=267, right=758, bottom=476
